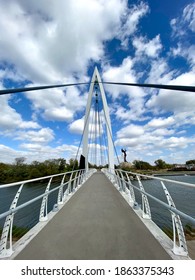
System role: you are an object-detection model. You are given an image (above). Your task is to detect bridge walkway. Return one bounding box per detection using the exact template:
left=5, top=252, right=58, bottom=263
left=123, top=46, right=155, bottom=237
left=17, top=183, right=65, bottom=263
left=15, top=171, right=171, bottom=260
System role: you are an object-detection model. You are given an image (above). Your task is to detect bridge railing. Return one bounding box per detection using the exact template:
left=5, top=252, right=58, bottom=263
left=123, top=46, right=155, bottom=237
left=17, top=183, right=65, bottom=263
left=102, top=168, right=195, bottom=257
left=0, top=168, right=96, bottom=258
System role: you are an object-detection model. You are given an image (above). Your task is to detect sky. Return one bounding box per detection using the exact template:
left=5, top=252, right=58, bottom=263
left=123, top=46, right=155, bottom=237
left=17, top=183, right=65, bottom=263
left=0, top=0, right=195, bottom=165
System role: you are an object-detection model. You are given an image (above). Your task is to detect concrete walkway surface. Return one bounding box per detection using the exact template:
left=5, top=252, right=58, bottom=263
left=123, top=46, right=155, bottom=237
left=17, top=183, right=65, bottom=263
left=15, top=171, right=171, bottom=260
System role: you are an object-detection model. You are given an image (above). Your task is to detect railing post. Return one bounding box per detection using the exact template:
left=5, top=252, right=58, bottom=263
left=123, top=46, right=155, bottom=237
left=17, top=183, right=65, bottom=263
left=0, top=183, right=24, bottom=258
left=136, top=175, right=151, bottom=219
left=115, top=170, right=122, bottom=191
left=125, top=171, right=135, bottom=203
left=79, top=170, right=84, bottom=185
left=57, top=174, right=66, bottom=205
left=119, top=170, right=127, bottom=193
left=161, top=181, right=188, bottom=256
left=72, top=171, right=78, bottom=192
left=76, top=170, right=82, bottom=188
left=39, top=178, right=52, bottom=222
left=68, top=172, right=74, bottom=194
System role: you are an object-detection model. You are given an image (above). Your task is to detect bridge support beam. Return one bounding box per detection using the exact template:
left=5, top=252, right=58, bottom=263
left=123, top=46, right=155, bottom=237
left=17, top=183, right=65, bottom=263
left=82, top=67, right=114, bottom=171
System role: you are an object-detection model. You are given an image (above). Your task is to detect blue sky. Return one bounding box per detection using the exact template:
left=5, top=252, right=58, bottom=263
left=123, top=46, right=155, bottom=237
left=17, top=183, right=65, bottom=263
left=0, top=0, right=195, bottom=165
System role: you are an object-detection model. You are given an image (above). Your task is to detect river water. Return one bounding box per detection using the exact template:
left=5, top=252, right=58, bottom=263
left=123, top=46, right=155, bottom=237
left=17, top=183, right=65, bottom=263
left=0, top=175, right=195, bottom=234
left=132, top=175, right=195, bottom=232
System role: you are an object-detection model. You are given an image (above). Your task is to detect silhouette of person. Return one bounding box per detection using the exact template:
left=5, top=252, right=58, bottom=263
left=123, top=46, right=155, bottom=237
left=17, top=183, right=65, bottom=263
left=121, top=149, right=127, bottom=162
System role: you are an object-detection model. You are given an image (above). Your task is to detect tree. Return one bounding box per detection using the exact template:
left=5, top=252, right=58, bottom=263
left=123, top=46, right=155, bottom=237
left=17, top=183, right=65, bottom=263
left=132, top=160, right=152, bottom=170
left=67, top=158, right=79, bottom=171
left=58, top=158, right=66, bottom=172
left=186, top=160, right=195, bottom=165
left=154, top=159, right=167, bottom=169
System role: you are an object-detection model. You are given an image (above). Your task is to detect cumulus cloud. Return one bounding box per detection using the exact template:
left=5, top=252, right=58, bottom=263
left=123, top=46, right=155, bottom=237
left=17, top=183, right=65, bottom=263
left=15, top=127, right=55, bottom=143
left=0, top=0, right=133, bottom=84
left=0, top=95, right=40, bottom=133
left=183, top=3, right=195, bottom=32
left=0, top=0, right=148, bottom=126
left=0, top=0, right=195, bottom=165
left=146, top=58, right=175, bottom=84
left=69, top=108, right=104, bottom=141
left=115, top=120, right=195, bottom=164
left=171, top=3, right=195, bottom=35
left=102, top=57, right=146, bottom=120
left=0, top=144, right=25, bottom=163
left=171, top=44, right=195, bottom=69
left=0, top=140, right=80, bottom=164
left=116, top=124, right=144, bottom=138
left=117, top=1, right=149, bottom=47
left=169, top=2, right=195, bottom=71
left=146, top=71, right=195, bottom=114
left=69, top=118, right=84, bottom=134
left=146, top=117, right=175, bottom=128
left=132, top=35, right=162, bottom=58
left=25, top=86, right=88, bottom=122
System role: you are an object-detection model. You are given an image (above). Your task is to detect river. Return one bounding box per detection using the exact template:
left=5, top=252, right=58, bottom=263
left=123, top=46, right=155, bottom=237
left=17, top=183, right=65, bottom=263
left=132, top=175, right=195, bottom=232
left=0, top=175, right=195, bottom=235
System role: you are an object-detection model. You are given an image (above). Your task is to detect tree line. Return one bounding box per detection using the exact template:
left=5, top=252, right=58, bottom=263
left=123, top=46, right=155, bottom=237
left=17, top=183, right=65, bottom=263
left=0, top=157, right=194, bottom=184
left=120, top=159, right=195, bottom=172
left=132, top=159, right=173, bottom=170
left=0, top=157, right=79, bottom=184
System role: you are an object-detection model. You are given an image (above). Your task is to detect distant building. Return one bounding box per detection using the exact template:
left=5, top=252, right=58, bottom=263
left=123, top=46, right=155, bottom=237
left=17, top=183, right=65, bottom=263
left=186, top=164, right=195, bottom=170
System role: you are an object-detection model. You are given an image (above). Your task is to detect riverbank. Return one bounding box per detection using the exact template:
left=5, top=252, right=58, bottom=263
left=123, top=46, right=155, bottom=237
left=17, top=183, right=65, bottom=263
left=152, top=170, right=195, bottom=177
left=129, top=169, right=195, bottom=177
left=126, top=170, right=195, bottom=180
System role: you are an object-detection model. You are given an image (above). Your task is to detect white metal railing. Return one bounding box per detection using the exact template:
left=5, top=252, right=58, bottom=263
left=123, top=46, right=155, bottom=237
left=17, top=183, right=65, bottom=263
left=102, top=168, right=195, bottom=257
left=0, top=168, right=96, bottom=258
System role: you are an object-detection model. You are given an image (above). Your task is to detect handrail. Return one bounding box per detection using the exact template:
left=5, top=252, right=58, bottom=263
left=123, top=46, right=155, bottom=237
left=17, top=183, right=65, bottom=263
left=0, top=168, right=96, bottom=258
left=0, top=169, right=86, bottom=189
left=103, top=169, right=195, bottom=224
left=125, top=170, right=195, bottom=188
left=102, top=168, right=195, bottom=257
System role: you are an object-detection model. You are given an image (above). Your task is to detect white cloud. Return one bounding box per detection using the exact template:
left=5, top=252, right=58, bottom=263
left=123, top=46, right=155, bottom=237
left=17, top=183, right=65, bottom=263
left=146, top=71, right=195, bottom=114
left=0, top=1, right=195, bottom=166
left=69, top=109, right=104, bottom=139
left=147, top=117, right=175, bottom=128
left=170, top=3, right=195, bottom=71
left=102, top=57, right=146, bottom=120
left=0, top=141, right=80, bottom=164
left=155, top=136, right=193, bottom=150
left=1, top=1, right=139, bottom=125
left=149, top=128, right=175, bottom=136
left=118, top=1, right=149, bottom=47
left=103, top=57, right=137, bottom=98
left=115, top=121, right=195, bottom=164
left=0, top=95, right=40, bottom=132
left=115, top=137, right=140, bottom=147
left=182, top=3, right=195, bottom=32
left=0, top=144, right=24, bottom=163
left=69, top=118, right=84, bottom=134
left=117, top=124, right=144, bottom=138
left=0, top=0, right=132, bottom=84
left=15, top=127, right=55, bottom=143
left=132, top=35, right=162, bottom=58
left=171, top=3, right=195, bottom=36
left=25, top=86, right=88, bottom=122
left=171, top=44, right=195, bottom=68
left=146, top=58, right=175, bottom=84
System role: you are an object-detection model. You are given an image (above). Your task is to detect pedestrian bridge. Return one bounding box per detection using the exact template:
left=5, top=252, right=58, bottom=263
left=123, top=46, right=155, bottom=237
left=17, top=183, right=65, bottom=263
left=0, top=67, right=195, bottom=260
left=0, top=168, right=195, bottom=260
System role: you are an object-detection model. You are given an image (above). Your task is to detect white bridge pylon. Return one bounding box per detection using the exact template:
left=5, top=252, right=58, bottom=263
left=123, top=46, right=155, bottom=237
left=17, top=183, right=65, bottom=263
left=82, top=67, right=114, bottom=171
